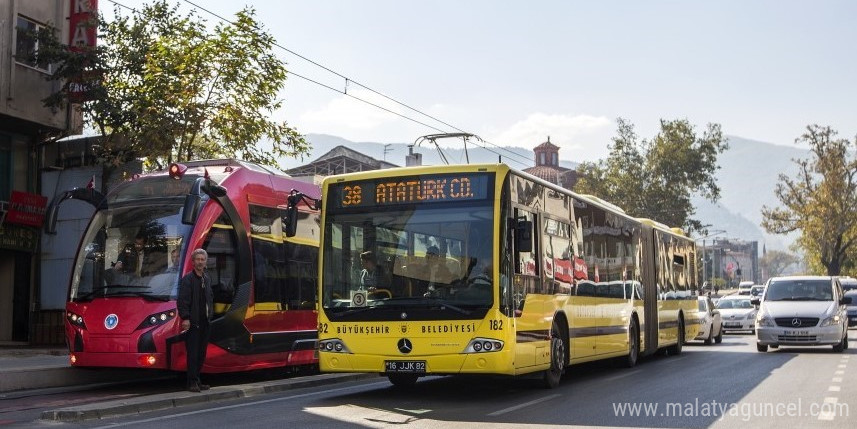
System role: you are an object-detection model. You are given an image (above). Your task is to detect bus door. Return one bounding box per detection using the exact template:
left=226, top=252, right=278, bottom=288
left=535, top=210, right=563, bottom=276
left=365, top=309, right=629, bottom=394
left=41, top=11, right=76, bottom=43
left=512, top=207, right=542, bottom=369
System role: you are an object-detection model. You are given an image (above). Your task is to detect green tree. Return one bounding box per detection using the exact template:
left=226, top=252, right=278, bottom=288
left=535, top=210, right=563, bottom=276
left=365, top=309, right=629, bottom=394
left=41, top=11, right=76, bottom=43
left=575, top=118, right=728, bottom=233
left=35, top=0, right=307, bottom=170
left=761, top=125, right=857, bottom=276
left=759, top=249, right=800, bottom=279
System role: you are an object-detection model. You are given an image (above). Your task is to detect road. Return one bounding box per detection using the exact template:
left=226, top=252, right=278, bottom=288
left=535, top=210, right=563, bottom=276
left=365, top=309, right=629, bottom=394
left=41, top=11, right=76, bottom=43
left=4, top=330, right=855, bottom=428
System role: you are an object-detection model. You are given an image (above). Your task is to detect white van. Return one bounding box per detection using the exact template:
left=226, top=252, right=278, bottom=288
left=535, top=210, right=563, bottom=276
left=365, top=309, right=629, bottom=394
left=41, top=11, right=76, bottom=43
left=753, top=276, right=851, bottom=352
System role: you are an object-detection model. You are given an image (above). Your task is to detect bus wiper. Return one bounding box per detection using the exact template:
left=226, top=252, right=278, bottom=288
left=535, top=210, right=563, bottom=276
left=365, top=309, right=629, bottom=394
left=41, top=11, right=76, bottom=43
left=424, top=298, right=472, bottom=315
left=338, top=305, right=379, bottom=316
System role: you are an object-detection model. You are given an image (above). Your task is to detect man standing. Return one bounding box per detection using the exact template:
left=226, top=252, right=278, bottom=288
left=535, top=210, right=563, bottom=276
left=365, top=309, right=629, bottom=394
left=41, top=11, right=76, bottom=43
left=177, top=248, right=213, bottom=392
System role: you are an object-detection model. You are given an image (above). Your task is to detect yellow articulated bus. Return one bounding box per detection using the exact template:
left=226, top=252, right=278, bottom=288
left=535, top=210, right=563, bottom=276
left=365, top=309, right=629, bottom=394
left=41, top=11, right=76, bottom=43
left=314, top=163, right=698, bottom=388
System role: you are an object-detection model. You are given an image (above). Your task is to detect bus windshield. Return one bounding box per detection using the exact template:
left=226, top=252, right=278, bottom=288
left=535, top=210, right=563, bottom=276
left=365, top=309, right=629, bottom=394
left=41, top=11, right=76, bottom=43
left=69, top=202, right=193, bottom=302
left=322, top=202, right=495, bottom=319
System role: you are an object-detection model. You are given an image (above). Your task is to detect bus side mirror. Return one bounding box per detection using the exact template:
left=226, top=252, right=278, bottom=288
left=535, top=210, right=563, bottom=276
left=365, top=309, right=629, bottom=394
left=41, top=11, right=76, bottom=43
left=182, top=194, right=202, bottom=225
left=284, top=206, right=298, bottom=237
left=515, top=219, right=533, bottom=253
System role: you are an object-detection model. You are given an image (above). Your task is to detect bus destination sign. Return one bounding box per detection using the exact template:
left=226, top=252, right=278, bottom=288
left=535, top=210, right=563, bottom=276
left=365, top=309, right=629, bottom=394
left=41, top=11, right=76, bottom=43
left=331, top=173, right=492, bottom=209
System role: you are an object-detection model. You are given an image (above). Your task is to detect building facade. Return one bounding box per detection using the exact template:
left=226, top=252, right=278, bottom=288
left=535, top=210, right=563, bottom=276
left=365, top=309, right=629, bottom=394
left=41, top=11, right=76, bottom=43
left=1, top=0, right=86, bottom=343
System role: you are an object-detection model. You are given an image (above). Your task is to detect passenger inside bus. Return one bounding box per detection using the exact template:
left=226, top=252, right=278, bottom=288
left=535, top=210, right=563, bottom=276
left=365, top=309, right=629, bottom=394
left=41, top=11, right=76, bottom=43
left=410, top=246, right=455, bottom=297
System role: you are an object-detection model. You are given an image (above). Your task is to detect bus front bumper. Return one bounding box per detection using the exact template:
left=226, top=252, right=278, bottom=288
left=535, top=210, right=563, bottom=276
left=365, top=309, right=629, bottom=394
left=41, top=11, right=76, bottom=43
left=319, top=350, right=518, bottom=376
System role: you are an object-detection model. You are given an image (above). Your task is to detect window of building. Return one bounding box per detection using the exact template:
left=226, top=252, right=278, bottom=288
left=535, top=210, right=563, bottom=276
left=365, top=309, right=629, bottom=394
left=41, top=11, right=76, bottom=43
left=0, top=135, right=10, bottom=200
left=539, top=152, right=545, bottom=166
left=552, top=153, right=558, bottom=166
left=15, top=16, right=51, bottom=72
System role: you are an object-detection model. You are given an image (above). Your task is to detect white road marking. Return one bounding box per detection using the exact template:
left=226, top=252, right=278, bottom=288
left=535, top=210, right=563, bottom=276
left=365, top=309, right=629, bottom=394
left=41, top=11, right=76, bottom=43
left=828, top=385, right=841, bottom=392
left=487, top=393, right=561, bottom=416
left=604, top=369, right=642, bottom=382
left=818, top=397, right=838, bottom=421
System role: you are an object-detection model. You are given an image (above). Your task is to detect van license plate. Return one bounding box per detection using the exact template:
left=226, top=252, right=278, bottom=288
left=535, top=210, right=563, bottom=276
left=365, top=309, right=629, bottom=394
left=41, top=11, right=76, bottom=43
left=782, top=330, right=810, bottom=336
left=385, top=360, right=426, bottom=373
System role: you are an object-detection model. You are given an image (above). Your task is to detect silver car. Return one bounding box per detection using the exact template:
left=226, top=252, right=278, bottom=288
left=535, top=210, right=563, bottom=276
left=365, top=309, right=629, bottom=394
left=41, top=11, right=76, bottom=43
left=715, top=294, right=756, bottom=333
left=753, top=276, right=851, bottom=352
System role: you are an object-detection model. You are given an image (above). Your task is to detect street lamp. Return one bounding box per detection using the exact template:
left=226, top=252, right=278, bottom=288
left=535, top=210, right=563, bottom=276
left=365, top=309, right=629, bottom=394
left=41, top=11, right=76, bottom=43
left=695, top=229, right=727, bottom=291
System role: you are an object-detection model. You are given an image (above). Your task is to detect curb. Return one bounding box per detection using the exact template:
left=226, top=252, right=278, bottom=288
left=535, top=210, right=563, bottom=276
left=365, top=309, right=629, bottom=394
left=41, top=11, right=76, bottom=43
left=41, top=372, right=379, bottom=422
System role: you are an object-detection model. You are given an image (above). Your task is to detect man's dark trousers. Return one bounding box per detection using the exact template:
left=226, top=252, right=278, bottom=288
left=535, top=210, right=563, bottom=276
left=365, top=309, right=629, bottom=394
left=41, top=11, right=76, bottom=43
left=186, top=321, right=210, bottom=387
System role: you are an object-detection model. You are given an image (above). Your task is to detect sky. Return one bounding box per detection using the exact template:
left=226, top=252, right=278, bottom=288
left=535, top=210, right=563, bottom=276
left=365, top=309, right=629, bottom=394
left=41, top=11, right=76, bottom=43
left=102, top=0, right=857, bottom=165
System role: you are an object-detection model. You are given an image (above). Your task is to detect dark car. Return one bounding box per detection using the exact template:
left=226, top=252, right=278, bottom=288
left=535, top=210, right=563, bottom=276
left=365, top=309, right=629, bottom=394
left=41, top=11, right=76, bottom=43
left=846, top=289, right=857, bottom=328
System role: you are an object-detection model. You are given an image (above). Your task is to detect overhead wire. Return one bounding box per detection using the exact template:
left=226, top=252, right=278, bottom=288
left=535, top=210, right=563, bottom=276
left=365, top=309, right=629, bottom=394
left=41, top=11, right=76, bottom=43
left=177, top=0, right=534, bottom=167
left=103, top=0, right=534, bottom=168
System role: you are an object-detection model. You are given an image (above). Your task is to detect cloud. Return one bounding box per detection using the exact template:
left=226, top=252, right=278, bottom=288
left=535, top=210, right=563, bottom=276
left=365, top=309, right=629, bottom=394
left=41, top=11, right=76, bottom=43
left=488, top=113, right=613, bottom=161
left=298, top=88, right=399, bottom=132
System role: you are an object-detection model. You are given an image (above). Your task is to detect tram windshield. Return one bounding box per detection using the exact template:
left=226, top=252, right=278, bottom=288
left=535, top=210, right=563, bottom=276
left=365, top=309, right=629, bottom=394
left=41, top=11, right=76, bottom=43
left=69, top=202, right=193, bottom=302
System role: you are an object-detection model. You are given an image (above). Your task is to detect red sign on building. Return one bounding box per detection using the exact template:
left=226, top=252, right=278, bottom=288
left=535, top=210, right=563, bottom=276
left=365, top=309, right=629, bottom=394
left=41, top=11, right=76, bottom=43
left=6, top=191, right=48, bottom=227
left=69, top=0, right=98, bottom=51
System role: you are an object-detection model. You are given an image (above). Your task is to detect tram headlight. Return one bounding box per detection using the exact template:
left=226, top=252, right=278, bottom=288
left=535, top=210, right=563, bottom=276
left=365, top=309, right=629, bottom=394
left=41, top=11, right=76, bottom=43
left=318, top=339, right=350, bottom=354
left=464, top=338, right=504, bottom=354
left=66, top=311, right=86, bottom=329
left=137, top=309, right=177, bottom=330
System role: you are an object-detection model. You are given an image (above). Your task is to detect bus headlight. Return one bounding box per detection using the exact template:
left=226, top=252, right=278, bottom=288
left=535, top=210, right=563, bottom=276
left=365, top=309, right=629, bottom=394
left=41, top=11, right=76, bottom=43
left=319, top=339, right=351, bottom=354
left=464, top=338, right=504, bottom=353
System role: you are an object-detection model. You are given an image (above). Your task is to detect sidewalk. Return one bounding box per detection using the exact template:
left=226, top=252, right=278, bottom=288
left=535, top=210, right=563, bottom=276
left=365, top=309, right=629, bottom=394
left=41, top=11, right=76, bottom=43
left=0, top=345, right=164, bottom=395
left=0, top=345, right=378, bottom=423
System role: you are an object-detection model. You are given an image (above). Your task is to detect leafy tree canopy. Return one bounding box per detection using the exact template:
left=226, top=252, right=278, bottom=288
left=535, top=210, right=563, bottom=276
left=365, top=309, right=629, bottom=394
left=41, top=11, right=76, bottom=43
left=575, top=118, right=728, bottom=234
left=35, top=0, right=307, bottom=170
left=761, top=125, right=857, bottom=276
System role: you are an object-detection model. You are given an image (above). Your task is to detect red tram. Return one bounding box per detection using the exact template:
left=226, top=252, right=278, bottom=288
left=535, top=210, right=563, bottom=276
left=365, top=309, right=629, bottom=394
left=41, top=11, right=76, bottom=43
left=47, top=159, right=320, bottom=373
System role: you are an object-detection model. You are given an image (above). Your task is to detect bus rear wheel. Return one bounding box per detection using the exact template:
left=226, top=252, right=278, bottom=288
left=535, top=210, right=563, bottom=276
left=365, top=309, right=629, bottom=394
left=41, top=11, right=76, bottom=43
left=667, top=317, right=684, bottom=355
left=543, top=320, right=566, bottom=388
left=387, top=373, right=419, bottom=388
left=625, top=319, right=639, bottom=368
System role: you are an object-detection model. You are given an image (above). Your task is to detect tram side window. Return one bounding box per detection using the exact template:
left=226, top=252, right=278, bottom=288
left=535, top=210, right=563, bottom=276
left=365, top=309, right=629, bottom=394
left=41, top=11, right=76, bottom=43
left=203, top=225, right=238, bottom=314
left=283, top=242, right=318, bottom=310
left=252, top=238, right=284, bottom=309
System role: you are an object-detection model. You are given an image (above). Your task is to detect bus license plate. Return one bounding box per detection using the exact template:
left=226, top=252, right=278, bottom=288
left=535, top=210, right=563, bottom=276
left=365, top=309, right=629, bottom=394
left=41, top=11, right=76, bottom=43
left=782, top=329, right=810, bottom=336
left=385, top=360, right=426, bottom=373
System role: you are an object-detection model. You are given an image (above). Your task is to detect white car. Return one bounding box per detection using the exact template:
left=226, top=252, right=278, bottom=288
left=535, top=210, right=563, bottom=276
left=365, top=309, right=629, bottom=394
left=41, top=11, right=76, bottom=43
left=715, top=294, right=756, bottom=333
left=695, top=296, right=723, bottom=345
left=754, top=276, right=851, bottom=352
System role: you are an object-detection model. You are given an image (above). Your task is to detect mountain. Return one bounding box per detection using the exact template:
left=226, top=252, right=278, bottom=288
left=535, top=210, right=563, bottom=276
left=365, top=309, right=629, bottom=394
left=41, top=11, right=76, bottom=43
left=286, top=134, right=808, bottom=251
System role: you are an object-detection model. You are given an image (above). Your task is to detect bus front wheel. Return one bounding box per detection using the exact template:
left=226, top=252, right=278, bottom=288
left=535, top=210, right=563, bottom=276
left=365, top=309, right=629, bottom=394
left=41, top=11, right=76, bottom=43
left=542, top=320, right=566, bottom=388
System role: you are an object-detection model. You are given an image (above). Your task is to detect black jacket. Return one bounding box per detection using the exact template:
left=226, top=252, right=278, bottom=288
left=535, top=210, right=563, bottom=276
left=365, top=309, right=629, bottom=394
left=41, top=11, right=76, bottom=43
left=177, top=270, right=214, bottom=327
